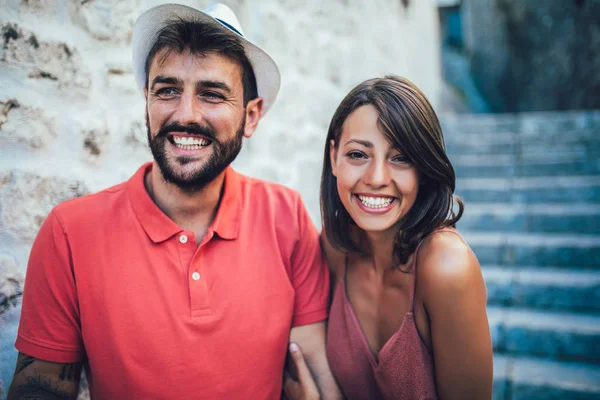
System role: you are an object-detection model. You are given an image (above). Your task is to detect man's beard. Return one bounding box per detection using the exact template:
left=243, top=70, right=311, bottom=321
left=146, top=113, right=245, bottom=193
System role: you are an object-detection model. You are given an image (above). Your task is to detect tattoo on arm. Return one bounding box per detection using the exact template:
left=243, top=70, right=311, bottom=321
left=9, top=354, right=81, bottom=400
left=59, top=364, right=80, bottom=381
left=12, top=373, right=71, bottom=400
left=15, top=355, right=37, bottom=375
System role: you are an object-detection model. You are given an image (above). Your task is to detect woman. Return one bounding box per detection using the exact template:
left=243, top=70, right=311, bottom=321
left=285, top=76, right=493, bottom=400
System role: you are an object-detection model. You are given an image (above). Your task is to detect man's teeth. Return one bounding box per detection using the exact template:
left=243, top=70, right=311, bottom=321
left=358, top=195, right=394, bottom=209
left=173, top=136, right=209, bottom=150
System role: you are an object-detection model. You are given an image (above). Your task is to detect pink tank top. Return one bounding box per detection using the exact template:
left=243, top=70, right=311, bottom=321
left=326, top=229, right=460, bottom=400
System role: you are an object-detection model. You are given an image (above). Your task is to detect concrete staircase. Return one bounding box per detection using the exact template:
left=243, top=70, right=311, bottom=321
left=441, top=111, right=600, bottom=400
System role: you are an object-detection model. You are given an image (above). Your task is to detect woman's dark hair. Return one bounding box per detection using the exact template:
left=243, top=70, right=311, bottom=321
left=320, top=75, right=463, bottom=267
left=144, top=18, right=258, bottom=105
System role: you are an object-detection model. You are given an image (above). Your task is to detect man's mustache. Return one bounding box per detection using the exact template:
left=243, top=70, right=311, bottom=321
left=155, top=122, right=216, bottom=140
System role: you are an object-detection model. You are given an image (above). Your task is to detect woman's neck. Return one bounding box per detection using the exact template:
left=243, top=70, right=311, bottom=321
left=363, top=229, right=398, bottom=273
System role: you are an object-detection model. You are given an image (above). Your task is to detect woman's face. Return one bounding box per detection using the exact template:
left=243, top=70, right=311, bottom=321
left=330, top=104, right=419, bottom=236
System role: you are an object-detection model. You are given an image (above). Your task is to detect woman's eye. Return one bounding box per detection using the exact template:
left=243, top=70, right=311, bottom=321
left=392, top=155, right=409, bottom=163
left=347, top=151, right=367, bottom=160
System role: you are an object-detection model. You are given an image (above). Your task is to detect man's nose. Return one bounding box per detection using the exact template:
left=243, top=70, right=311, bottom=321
left=172, top=92, right=203, bottom=125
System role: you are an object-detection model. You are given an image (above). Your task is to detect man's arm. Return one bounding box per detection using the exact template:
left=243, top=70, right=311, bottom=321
left=7, top=352, right=81, bottom=400
left=289, top=322, right=342, bottom=400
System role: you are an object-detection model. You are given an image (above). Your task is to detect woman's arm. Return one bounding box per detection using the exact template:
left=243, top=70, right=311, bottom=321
left=419, top=233, right=493, bottom=399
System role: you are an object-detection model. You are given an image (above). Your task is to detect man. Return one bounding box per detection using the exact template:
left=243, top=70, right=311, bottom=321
left=8, top=4, right=339, bottom=399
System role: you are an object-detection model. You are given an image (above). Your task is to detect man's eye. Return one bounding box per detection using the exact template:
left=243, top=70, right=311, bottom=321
left=202, top=92, right=225, bottom=100
left=155, top=88, right=178, bottom=96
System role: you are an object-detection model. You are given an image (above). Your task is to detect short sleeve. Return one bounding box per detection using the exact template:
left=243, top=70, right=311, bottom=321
left=289, top=196, right=330, bottom=327
left=15, top=209, right=84, bottom=363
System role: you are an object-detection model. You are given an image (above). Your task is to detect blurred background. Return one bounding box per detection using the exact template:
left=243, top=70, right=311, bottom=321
left=0, top=0, right=598, bottom=398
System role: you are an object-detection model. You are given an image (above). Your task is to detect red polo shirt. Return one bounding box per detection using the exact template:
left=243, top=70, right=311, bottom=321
left=16, top=163, right=329, bottom=399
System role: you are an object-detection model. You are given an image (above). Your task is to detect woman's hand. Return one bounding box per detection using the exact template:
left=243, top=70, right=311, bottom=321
left=283, top=342, right=321, bottom=400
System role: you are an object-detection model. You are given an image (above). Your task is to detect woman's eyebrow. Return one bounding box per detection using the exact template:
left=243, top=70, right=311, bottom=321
left=344, top=139, right=373, bottom=148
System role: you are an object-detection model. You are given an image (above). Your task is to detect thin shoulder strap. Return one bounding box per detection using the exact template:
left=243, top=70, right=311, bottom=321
left=408, top=228, right=462, bottom=311
left=343, top=253, right=349, bottom=281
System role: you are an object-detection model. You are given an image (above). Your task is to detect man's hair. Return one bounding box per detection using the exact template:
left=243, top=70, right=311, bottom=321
left=144, top=18, right=258, bottom=105
left=320, top=75, right=464, bottom=267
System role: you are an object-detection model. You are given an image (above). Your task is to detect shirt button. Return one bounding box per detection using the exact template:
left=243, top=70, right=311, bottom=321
left=179, top=234, right=188, bottom=244
left=192, top=272, right=200, bottom=281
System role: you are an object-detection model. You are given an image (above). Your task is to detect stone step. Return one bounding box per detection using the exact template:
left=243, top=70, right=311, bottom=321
left=493, top=354, right=600, bottom=400
left=444, top=129, right=598, bottom=145
left=456, top=176, right=600, bottom=203
left=445, top=138, right=599, bottom=156
left=441, top=110, right=600, bottom=137
left=488, top=306, right=600, bottom=362
left=446, top=140, right=519, bottom=155
left=457, top=203, right=600, bottom=234
left=483, top=266, right=600, bottom=312
left=462, top=232, right=600, bottom=268
left=451, top=153, right=600, bottom=178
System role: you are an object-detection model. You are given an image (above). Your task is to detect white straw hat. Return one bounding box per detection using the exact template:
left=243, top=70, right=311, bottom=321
left=132, top=3, right=281, bottom=114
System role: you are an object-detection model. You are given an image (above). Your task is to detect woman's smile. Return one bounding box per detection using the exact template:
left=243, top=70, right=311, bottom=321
left=354, top=194, right=398, bottom=213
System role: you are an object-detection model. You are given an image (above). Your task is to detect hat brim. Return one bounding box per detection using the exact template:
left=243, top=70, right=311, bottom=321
left=132, top=3, right=280, bottom=114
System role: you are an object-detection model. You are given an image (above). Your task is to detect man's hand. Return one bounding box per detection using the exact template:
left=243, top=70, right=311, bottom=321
left=288, top=322, right=343, bottom=399
left=283, top=343, right=320, bottom=400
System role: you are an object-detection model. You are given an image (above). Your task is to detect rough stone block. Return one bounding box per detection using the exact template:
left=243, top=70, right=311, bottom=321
left=66, top=112, right=110, bottom=161
left=1, top=23, right=91, bottom=95
left=0, top=170, right=88, bottom=243
left=70, top=0, right=139, bottom=42
left=105, top=63, right=138, bottom=95
left=18, top=0, right=60, bottom=17
left=0, top=99, right=57, bottom=149
left=0, top=254, right=23, bottom=312
left=123, top=119, right=147, bottom=150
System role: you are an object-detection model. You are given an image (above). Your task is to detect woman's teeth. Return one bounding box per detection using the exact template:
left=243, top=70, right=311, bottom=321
left=358, top=195, right=394, bottom=209
left=173, top=136, right=209, bottom=150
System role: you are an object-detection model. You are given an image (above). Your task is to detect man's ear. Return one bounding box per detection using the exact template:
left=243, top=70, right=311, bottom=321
left=329, top=139, right=338, bottom=177
left=243, top=97, right=264, bottom=139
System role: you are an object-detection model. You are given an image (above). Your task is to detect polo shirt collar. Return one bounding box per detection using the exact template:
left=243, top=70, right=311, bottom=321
left=127, top=163, right=242, bottom=243
left=210, top=166, right=242, bottom=240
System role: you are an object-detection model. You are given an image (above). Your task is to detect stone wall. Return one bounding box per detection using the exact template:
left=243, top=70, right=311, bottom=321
left=462, top=0, right=600, bottom=112
left=0, top=0, right=441, bottom=393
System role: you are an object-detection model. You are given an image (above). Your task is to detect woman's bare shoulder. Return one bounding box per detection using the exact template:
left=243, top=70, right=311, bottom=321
left=416, top=229, right=483, bottom=296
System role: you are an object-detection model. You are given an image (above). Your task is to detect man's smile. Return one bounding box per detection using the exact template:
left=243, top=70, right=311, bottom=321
left=167, top=134, right=213, bottom=151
